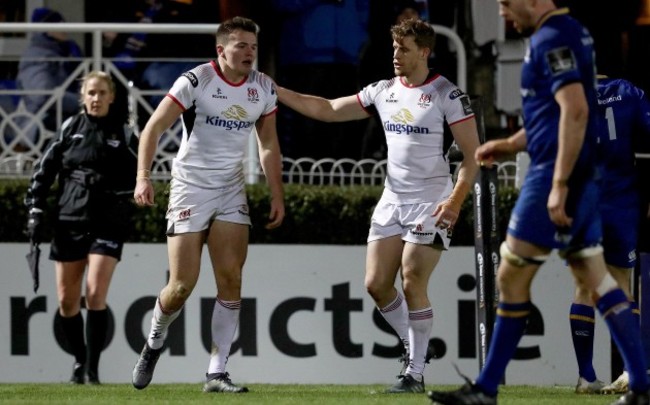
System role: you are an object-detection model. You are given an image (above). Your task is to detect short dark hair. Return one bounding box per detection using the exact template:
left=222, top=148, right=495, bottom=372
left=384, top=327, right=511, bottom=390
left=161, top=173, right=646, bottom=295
left=216, top=16, right=258, bottom=45
left=391, top=18, right=436, bottom=52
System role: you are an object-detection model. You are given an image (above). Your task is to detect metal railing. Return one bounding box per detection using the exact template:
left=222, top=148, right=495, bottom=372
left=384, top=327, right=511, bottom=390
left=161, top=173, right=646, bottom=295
left=254, top=158, right=517, bottom=188
left=0, top=22, right=221, bottom=178
left=0, top=22, right=477, bottom=185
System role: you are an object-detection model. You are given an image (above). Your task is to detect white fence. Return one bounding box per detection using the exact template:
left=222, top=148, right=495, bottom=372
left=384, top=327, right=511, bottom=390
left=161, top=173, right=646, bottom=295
left=273, top=158, right=514, bottom=187
left=0, top=22, right=525, bottom=188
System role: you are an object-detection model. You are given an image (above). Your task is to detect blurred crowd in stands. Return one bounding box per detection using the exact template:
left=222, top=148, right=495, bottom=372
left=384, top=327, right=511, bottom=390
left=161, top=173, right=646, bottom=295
left=1, top=0, right=650, bottom=160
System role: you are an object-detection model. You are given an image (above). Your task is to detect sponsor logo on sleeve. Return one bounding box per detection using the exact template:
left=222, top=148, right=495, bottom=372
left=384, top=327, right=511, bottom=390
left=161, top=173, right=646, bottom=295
left=182, top=72, right=199, bottom=87
left=459, top=95, right=473, bottom=115
left=449, top=89, right=464, bottom=100
left=545, top=47, right=576, bottom=75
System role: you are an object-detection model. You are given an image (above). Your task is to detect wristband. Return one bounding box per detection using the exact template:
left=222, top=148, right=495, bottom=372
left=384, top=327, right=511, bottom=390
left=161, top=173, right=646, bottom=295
left=137, top=169, right=151, bottom=180
left=552, top=178, right=568, bottom=187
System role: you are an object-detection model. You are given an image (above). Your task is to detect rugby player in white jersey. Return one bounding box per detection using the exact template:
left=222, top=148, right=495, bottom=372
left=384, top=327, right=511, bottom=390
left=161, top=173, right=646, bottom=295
left=277, top=18, right=479, bottom=393
left=131, top=16, right=284, bottom=393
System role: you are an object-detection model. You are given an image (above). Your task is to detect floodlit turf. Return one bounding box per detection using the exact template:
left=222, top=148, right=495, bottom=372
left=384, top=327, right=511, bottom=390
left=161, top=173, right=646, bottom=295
left=0, top=383, right=622, bottom=404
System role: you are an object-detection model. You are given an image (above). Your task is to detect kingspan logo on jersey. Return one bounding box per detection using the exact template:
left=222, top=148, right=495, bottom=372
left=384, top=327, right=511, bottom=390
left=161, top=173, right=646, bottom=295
left=383, top=108, right=430, bottom=135
left=205, top=105, right=254, bottom=131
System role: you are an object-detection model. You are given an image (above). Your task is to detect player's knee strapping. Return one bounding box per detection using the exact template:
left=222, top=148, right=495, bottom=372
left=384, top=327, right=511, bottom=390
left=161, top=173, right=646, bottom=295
left=595, top=272, right=619, bottom=297
left=499, top=242, right=549, bottom=267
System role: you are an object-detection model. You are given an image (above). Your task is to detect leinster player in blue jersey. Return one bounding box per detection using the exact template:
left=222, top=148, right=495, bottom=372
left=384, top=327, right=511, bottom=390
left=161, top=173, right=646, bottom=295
left=428, top=1, right=650, bottom=404
left=570, top=76, right=650, bottom=395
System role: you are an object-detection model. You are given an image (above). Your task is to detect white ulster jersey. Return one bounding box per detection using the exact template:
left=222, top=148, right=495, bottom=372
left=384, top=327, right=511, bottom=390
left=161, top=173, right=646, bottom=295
left=166, top=61, right=277, bottom=189
left=357, top=73, right=474, bottom=204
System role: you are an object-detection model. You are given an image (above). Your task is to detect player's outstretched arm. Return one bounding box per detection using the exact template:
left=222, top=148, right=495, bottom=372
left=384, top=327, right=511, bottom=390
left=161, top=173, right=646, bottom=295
left=276, top=86, right=368, bottom=123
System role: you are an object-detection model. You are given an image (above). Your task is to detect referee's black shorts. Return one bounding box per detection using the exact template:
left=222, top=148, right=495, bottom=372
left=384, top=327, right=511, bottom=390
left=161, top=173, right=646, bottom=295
left=49, top=221, right=126, bottom=262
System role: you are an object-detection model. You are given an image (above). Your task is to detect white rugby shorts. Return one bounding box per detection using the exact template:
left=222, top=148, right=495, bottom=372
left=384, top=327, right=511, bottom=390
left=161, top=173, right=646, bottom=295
left=166, top=179, right=251, bottom=235
left=367, top=196, right=451, bottom=248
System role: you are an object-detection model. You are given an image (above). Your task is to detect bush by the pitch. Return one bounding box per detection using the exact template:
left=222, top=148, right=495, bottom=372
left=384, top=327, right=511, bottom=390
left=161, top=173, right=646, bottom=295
left=0, top=180, right=517, bottom=245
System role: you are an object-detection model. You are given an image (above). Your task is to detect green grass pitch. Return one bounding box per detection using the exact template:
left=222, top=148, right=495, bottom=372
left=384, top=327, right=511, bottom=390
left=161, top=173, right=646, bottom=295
left=0, top=383, right=622, bottom=404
